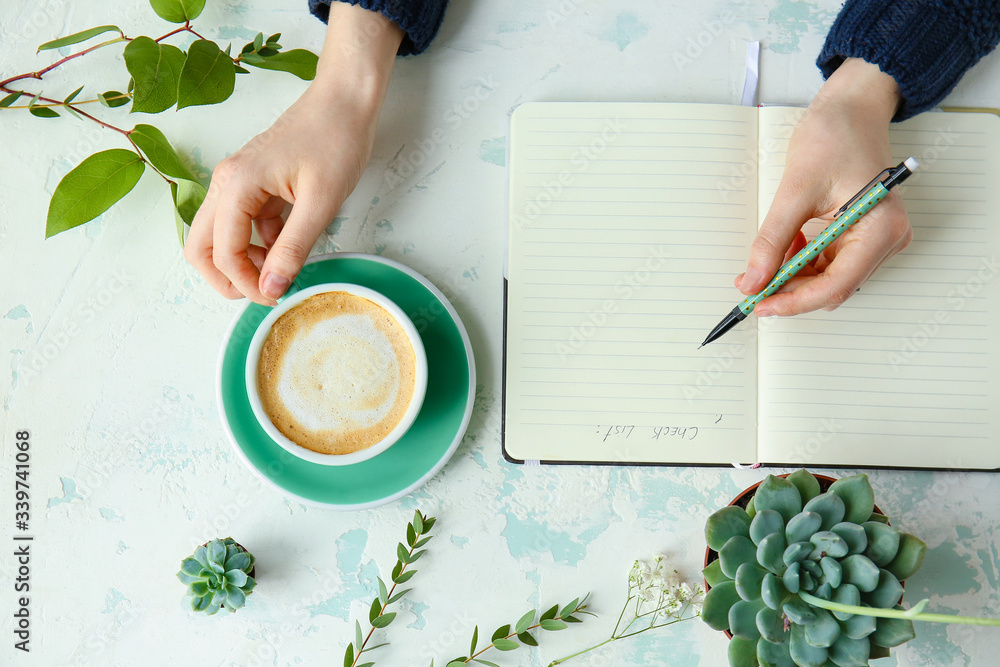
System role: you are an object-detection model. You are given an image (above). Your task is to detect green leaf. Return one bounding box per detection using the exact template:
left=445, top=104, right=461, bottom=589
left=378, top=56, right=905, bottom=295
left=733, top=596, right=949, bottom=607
left=446, top=661, right=466, bottom=667
left=0, top=91, right=23, bottom=107
left=397, top=543, right=411, bottom=564
left=387, top=588, right=411, bottom=604
left=755, top=475, right=803, bottom=523
left=560, top=597, right=580, bottom=618
left=243, top=49, right=318, bottom=81
left=491, top=625, right=510, bottom=642
left=343, top=643, right=353, bottom=667
left=423, top=517, right=437, bottom=532
left=180, top=557, right=203, bottom=576
left=705, top=506, right=752, bottom=551
left=253, top=32, right=264, bottom=52
left=413, top=511, right=424, bottom=534
left=369, top=597, right=381, bottom=623
left=407, top=523, right=417, bottom=547
left=355, top=620, right=363, bottom=652
left=124, top=37, right=185, bottom=113
left=149, top=0, right=206, bottom=23
left=176, top=570, right=204, bottom=585
left=192, top=546, right=210, bottom=567
left=98, top=91, right=130, bottom=108
left=885, top=533, right=927, bottom=581
left=414, top=536, right=432, bottom=549
left=177, top=40, right=235, bottom=109
left=492, top=638, right=519, bottom=651
left=377, top=577, right=388, bottom=605
left=38, top=25, right=121, bottom=52
left=240, top=52, right=265, bottom=66
left=64, top=86, right=85, bottom=104
left=471, top=660, right=500, bottom=667
left=208, top=539, right=226, bottom=564
left=223, top=550, right=251, bottom=573
left=828, top=474, right=876, bottom=525
left=540, top=604, right=559, bottom=622
left=225, top=569, right=248, bottom=587
left=469, top=626, right=478, bottom=655
left=514, top=609, right=534, bottom=634
left=46, top=149, right=145, bottom=237
left=170, top=178, right=206, bottom=245
left=234, top=65, right=250, bottom=74
left=266, top=32, right=281, bottom=45
left=702, top=580, right=741, bottom=631
left=540, top=619, right=567, bottom=631
left=516, top=631, right=537, bottom=647
left=371, top=612, right=396, bottom=628
left=391, top=561, right=403, bottom=581
left=225, top=586, right=247, bottom=609
left=29, top=106, right=60, bottom=118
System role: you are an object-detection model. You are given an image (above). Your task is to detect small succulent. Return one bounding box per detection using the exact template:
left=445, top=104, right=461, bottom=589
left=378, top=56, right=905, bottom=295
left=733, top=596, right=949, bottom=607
left=177, top=537, right=257, bottom=615
left=702, top=470, right=928, bottom=667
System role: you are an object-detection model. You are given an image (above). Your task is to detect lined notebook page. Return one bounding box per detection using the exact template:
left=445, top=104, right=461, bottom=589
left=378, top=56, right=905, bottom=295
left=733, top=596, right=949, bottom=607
left=757, top=107, right=1000, bottom=469
left=504, top=103, right=758, bottom=464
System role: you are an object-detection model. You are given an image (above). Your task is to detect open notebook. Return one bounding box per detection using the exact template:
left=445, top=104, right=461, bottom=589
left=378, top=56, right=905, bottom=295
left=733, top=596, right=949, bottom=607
left=502, top=102, right=1000, bottom=470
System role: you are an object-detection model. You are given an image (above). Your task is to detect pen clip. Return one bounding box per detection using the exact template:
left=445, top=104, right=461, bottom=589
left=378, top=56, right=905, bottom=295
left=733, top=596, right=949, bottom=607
left=833, top=168, right=892, bottom=219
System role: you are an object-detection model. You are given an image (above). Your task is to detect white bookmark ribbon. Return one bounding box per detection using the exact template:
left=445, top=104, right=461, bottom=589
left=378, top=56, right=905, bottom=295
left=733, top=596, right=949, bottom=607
left=740, top=40, right=760, bottom=107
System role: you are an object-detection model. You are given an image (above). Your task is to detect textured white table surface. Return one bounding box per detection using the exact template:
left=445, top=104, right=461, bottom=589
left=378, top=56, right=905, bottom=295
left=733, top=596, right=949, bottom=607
left=2, top=1, right=1000, bottom=665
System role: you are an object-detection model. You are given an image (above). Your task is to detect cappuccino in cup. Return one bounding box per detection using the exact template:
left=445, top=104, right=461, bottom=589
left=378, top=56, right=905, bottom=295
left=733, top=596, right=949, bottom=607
left=255, top=291, right=418, bottom=456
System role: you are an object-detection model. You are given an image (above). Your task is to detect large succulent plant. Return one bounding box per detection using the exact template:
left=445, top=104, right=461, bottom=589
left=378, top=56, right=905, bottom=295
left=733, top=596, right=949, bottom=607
left=177, top=537, right=257, bottom=615
left=702, top=470, right=927, bottom=667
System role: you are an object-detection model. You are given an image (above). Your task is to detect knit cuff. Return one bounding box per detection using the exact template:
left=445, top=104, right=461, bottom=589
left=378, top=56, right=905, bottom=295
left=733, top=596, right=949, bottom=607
left=309, top=0, right=448, bottom=56
left=817, top=1, right=1000, bottom=121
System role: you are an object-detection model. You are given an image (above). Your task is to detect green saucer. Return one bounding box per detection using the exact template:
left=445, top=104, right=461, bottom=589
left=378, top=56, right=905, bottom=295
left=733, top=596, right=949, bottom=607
left=217, top=253, right=475, bottom=509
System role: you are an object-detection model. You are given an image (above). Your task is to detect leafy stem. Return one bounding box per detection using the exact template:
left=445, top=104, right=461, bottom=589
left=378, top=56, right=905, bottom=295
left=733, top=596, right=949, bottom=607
left=440, top=596, right=595, bottom=667
left=3, top=92, right=131, bottom=109
left=346, top=511, right=435, bottom=667
left=0, top=86, right=131, bottom=136
left=0, top=35, right=127, bottom=89
left=798, top=592, right=1000, bottom=627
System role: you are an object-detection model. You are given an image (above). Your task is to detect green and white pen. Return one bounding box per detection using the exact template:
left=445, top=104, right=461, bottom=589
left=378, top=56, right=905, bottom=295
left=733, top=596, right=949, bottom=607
left=701, top=157, right=919, bottom=347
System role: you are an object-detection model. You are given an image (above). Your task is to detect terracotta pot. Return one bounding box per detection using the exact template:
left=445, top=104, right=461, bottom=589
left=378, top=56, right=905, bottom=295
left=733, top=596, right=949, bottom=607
left=702, top=473, right=890, bottom=640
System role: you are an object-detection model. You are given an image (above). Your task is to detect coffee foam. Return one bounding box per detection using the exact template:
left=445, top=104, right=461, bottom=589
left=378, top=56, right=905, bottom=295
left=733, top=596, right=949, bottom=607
left=256, top=292, right=416, bottom=455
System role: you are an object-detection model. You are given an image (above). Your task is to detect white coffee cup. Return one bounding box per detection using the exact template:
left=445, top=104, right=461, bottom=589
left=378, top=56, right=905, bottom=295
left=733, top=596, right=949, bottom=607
left=245, top=283, right=428, bottom=466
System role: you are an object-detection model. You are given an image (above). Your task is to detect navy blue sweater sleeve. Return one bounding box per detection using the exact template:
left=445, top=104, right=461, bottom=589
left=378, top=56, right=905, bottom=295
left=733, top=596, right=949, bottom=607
left=818, top=0, right=1000, bottom=120
left=308, top=0, right=448, bottom=56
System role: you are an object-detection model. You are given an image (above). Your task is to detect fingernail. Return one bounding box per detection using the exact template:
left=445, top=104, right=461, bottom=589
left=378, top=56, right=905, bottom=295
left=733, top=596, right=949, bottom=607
left=756, top=307, right=773, bottom=318
left=262, top=272, right=291, bottom=300
left=740, top=266, right=762, bottom=292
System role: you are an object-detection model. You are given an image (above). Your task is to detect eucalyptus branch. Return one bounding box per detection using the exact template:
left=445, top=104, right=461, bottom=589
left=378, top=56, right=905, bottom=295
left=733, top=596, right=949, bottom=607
left=0, top=86, right=132, bottom=136
left=3, top=92, right=131, bottom=109
left=344, top=511, right=435, bottom=667
left=434, top=595, right=593, bottom=667
left=0, top=0, right=318, bottom=244
left=0, top=35, right=127, bottom=89
left=798, top=592, right=1000, bottom=627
